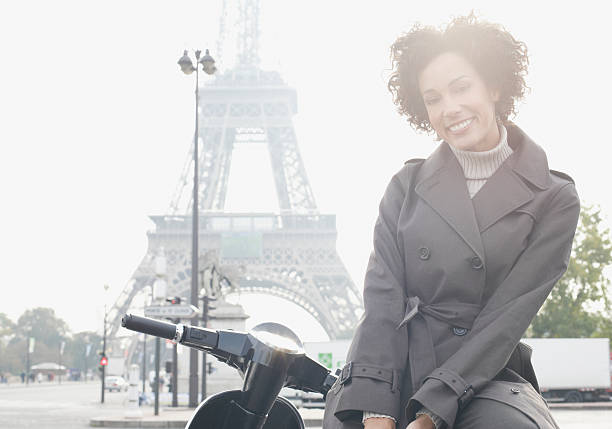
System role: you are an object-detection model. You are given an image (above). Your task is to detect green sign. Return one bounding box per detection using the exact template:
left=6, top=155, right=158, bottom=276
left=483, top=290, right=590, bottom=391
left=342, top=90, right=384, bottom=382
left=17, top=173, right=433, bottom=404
left=318, top=352, right=333, bottom=369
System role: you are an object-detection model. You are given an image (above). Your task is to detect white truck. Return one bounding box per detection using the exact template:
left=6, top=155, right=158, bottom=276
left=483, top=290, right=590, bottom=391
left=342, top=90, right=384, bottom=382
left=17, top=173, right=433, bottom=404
left=282, top=338, right=611, bottom=406
left=521, top=338, right=611, bottom=402
left=105, top=354, right=126, bottom=378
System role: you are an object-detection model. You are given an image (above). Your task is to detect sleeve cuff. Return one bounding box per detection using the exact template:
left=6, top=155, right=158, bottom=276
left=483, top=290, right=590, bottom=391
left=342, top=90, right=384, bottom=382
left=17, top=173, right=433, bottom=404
left=362, top=411, right=397, bottom=424
left=330, top=365, right=402, bottom=421
left=407, top=378, right=459, bottom=428
left=416, top=407, right=445, bottom=429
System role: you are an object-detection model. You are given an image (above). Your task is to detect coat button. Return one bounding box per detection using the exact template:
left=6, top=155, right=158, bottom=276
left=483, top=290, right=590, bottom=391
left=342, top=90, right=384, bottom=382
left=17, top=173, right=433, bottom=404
left=511, top=387, right=520, bottom=394
left=418, top=247, right=430, bottom=260
left=452, top=327, right=468, bottom=336
left=470, top=256, right=483, bottom=270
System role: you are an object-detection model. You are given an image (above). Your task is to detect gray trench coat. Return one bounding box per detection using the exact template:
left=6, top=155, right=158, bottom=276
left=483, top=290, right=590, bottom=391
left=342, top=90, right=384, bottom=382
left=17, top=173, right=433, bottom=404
left=322, top=124, right=580, bottom=429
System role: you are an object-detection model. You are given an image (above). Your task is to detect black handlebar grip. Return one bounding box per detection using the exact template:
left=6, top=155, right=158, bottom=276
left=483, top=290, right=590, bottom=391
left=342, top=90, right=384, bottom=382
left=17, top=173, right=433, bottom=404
left=121, top=314, right=177, bottom=340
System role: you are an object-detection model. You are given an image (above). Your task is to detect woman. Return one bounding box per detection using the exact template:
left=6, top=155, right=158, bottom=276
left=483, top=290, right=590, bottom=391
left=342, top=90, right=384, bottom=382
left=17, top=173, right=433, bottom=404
left=323, top=14, right=580, bottom=429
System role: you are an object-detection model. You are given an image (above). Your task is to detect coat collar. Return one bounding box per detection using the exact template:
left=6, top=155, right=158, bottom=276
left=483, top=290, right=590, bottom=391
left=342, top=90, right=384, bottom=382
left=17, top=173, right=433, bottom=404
left=415, top=124, right=551, bottom=257
left=504, top=123, right=551, bottom=190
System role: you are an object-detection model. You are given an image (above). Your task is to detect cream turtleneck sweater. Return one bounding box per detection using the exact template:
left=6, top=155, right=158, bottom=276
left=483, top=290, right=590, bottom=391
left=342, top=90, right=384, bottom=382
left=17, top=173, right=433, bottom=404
left=362, top=125, right=513, bottom=428
left=448, top=124, right=513, bottom=198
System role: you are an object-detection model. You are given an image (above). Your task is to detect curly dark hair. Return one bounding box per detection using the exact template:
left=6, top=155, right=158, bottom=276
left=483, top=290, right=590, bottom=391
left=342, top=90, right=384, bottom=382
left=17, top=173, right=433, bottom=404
left=387, top=13, right=529, bottom=133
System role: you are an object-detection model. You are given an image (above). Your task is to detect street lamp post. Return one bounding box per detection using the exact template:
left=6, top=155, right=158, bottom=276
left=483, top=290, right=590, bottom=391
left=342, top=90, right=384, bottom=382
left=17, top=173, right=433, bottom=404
left=25, top=332, right=32, bottom=385
left=141, top=334, right=147, bottom=394
left=178, top=48, right=216, bottom=408
left=153, top=254, right=167, bottom=416
left=200, top=293, right=210, bottom=397
left=84, top=336, right=90, bottom=383
left=154, top=335, right=160, bottom=416
left=199, top=264, right=219, bottom=399
left=58, top=340, right=64, bottom=384
left=141, top=285, right=152, bottom=394
left=172, top=322, right=178, bottom=407
left=101, top=284, right=109, bottom=404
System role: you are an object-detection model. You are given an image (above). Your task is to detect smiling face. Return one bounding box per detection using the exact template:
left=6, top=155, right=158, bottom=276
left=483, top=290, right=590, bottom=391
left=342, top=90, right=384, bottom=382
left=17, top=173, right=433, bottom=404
left=418, top=51, right=500, bottom=152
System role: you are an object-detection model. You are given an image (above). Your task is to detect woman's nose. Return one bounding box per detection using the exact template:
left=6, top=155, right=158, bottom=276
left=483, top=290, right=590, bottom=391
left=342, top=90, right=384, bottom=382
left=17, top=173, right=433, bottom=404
left=441, top=97, right=462, bottom=117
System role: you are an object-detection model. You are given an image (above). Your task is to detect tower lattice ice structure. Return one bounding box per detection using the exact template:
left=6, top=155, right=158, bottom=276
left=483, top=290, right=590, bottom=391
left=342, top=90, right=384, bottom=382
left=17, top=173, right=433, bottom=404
left=107, top=0, right=363, bottom=340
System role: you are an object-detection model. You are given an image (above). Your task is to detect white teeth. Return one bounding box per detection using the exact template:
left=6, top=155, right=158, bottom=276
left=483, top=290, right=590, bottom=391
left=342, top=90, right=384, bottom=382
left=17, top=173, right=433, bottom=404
left=449, top=118, right=473, bottom=132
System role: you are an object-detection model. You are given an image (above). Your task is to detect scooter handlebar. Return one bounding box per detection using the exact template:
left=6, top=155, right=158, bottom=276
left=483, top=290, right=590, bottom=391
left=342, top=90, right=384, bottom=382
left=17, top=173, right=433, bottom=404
left=122, top=314, right=225, bottom=362
left=121, top=314, right=336, bottom=396
left=121, top=314, right=178, bottom=341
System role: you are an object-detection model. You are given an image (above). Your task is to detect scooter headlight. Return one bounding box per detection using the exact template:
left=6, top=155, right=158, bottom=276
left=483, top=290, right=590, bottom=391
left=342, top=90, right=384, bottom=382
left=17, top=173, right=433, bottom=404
left=249, top=322, right=304, bottom=354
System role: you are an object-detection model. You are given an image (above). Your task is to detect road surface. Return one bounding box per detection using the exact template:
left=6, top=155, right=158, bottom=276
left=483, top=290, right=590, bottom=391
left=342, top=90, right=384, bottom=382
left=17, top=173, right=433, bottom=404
left=1, top=381, right=611, bottom=428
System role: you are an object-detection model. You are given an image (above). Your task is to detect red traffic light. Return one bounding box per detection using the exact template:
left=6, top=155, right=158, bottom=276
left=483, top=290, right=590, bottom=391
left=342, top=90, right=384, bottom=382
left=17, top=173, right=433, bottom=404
left=100, top=356, right=108, bottom=366
left=166, top=296, right=181, bottom=305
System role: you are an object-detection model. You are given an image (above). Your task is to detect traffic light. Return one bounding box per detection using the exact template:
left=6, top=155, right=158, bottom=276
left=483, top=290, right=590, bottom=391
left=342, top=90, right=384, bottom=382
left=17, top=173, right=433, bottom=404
left=100, top=356, right=108, bottom=366
left=166, top=296, right=181, bottom=305
left=165, top=360, right=172, bottom=373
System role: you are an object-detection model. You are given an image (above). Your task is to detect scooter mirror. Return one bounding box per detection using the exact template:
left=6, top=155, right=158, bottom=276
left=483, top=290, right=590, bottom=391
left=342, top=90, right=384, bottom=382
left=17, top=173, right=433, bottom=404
left=249, top=322, right=304, bottom=355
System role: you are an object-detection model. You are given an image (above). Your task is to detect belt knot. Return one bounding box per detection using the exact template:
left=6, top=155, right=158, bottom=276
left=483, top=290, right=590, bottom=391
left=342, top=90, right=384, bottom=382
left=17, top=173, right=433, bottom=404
left=396, top=296, right=422, bottom=330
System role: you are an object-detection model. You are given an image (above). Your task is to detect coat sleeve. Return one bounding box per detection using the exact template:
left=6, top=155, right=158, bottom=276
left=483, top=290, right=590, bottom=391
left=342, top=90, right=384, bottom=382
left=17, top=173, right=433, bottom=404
left=328, top=173, right=410, bottom=423
left=406, top=182, right=580, bottom=428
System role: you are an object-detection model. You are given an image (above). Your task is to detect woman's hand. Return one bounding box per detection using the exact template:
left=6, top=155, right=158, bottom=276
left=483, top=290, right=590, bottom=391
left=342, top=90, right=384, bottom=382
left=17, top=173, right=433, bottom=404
left=406, top=414, right=435, bottom=429
left=363, top=416, right=396, bottom=429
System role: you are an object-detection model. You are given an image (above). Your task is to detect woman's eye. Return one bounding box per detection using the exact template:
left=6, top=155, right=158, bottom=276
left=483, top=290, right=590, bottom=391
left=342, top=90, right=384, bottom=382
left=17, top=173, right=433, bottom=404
left=454, top=84, right=470, bottom=93
left=424, top=97, right=440, bottom=106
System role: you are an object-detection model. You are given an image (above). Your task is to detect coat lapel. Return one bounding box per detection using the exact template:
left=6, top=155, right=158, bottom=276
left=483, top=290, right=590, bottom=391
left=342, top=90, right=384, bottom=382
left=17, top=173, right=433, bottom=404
left=471, top=163, right=534, bottom=232
left=415, top=143, right=485, bottom=261
left=472, top=124, right=550, bottom=232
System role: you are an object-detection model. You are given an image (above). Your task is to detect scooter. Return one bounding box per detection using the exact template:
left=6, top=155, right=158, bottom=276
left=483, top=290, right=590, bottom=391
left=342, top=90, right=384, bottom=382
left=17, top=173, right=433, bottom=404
left=121, top=314, right=337, bottom=429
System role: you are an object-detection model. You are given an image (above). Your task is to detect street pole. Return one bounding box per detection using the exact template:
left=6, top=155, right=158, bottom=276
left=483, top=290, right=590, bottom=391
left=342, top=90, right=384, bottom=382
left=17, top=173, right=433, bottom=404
left=151, top=258, right=167, bottom=414
left=101, top=284, right=109, bottom=404
left=172, top=336, right=178, bottom=407
left=201, top=296, right=208, bottom=399
left=142, top=334, right=147, bottom=394
left=179, top=48, right=216, bottom=408
left=101, top=305, right=106, bottom=404
left=58, top=343, right=61, bottom=384
left=154, top=336, right=160, bottom=416
left=25, top=336, right=30, bottom=385
left=142, top=285, right=153, bottom=394
left=188, top=53, right=200, bottom=408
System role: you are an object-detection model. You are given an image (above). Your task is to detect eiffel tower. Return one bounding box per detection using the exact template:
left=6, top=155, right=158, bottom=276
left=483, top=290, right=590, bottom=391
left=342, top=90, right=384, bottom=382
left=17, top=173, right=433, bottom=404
left=107, top=0, right=363, bottom=341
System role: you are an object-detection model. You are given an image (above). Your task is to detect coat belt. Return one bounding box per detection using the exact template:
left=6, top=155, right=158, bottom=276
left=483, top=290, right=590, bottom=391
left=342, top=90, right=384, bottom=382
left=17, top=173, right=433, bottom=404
left=396, top=296, right=481, bottom=393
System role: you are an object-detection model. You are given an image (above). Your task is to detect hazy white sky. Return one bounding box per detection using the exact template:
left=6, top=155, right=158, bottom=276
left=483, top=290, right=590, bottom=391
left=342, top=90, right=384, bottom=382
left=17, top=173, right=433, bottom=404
left=1, top=0, right=611, bottom=340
